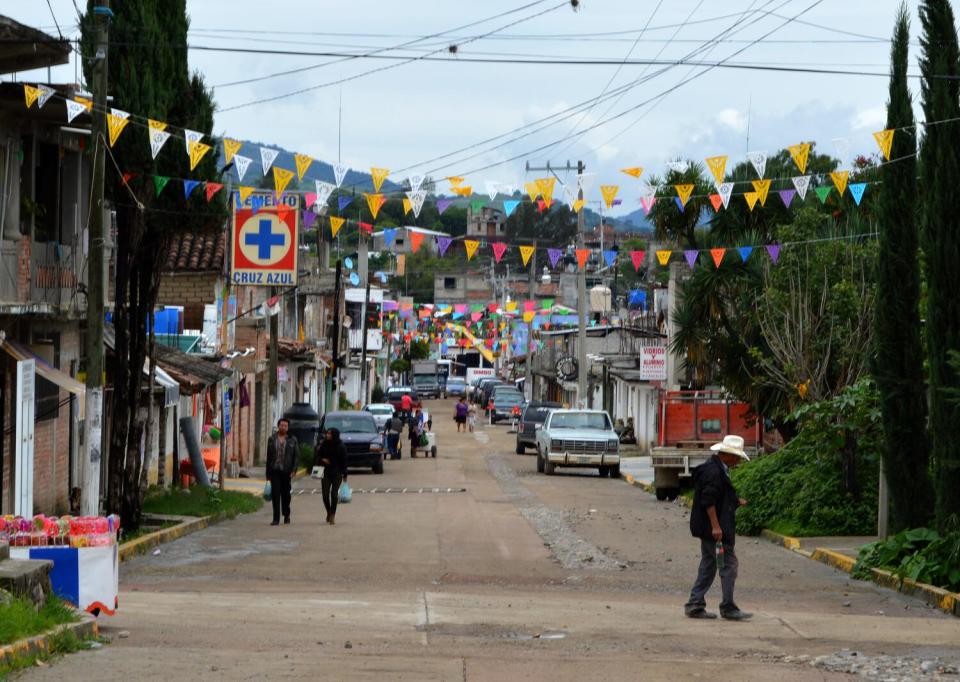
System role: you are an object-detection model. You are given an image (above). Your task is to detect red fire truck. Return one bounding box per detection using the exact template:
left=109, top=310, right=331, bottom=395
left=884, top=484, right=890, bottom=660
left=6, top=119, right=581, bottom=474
left=651, top=390, right=763, bottom=500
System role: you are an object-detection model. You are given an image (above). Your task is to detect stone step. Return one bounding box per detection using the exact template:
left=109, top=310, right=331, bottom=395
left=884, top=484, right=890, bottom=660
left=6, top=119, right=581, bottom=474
left=0, top=541, right=8, bottom=561
left=0, top=558, right=53, bottom=607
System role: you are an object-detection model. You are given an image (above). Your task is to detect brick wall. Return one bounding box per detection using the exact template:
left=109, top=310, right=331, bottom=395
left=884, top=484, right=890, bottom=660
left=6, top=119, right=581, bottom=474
left=156, top=272, right=218, bottom=307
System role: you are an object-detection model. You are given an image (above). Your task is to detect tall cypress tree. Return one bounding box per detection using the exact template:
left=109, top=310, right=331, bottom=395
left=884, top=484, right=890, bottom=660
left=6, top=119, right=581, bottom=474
left=918, top=0, right=960, bottom=529
left=874, top=5, right=933, bottom=531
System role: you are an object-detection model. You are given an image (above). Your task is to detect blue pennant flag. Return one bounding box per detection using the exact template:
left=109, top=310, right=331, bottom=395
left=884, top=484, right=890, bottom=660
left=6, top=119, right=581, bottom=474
left=674, top=196, right=685, bottom=213
left=183, top=179, right=200, bottom=199
left=737, top=246, right=753, bottom=263
left=603, top=249, right=617, bottom=268
left=503, top=200, right=520, bottom=217
left=338, top=196, right=353, bottom=212
left=383, top=227, right=397, bottom=247
left=848, top=182, right=867, bottom=206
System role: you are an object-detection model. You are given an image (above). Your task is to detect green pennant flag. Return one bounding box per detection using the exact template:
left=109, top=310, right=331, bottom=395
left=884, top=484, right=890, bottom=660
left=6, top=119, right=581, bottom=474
left=470, top=303, right=484, bottom=313
left=470, top=199, right=485, bottom=213
left=540, top=298, right=554, bottom=310
left=154, top=175, right=171, bottom=196
left=814, top=186, right=832, bottom=204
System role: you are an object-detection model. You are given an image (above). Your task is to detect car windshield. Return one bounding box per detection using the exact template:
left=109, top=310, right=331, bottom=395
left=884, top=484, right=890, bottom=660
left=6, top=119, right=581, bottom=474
left=387, top=389, right=411, bottom=398
left=367, top=406, right=393, bottom=415
left=412, top=376, right=436, bottom=384
left=494, top=392, right=523, bottom=404
left=324, top=415, right=378, bottom=434
left=549, top=413, right=612, bottom=430
left=447, top=380, right=465, bottom=387
left=523, top=406, right=557, bottom=423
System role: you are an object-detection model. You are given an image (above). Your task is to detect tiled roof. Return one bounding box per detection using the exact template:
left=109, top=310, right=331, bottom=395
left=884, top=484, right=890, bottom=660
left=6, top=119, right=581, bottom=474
left=164, top=229, right=226, bottom=272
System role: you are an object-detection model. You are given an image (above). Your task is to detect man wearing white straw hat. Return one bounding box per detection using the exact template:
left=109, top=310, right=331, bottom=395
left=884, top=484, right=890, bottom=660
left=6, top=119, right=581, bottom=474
left=684, top=435, right=752, bottom=621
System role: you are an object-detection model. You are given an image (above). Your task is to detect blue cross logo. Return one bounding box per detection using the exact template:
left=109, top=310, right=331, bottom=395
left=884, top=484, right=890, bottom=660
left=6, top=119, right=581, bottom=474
left=244, top=218, right=285, bottom=260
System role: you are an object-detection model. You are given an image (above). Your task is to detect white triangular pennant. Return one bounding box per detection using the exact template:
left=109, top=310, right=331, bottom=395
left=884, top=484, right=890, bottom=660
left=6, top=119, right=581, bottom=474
left=485, top=180, right=500, bottom=201
left=407, top=174, right=424, bottom=193
left=149, top=128, right=171, bottom=160
left=717, top=182, right=734, bottom=209
left=260, top=147, right=279, bottom=175
left=563, top=185, right=578, bottom=206
left=36, top=85, right=56, bottom=108
left=792, top=175, right=811, bottom=201
left=746, top=151, right=767, bottom=178
left=333, top=163, right=349, bottom=188
left=314, top=180, right=335, bottom=207
left=407, top=190, right=426, bottom=218
left=666, top=161, right=689, bottom=174
left=64, top=99, right=86, bottom=123
left=234, top=154, right=252, bottom=182
left=184, top=129, right=203, bottom=156
left=576, top=172, right=595, bottom=196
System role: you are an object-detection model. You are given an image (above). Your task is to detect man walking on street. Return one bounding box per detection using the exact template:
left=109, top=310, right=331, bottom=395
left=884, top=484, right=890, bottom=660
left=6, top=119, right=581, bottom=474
left=685, top=435, right=752, bottom=621
left=387, top=412, right=404, bottom=459
left=266, top=418, right=299, bottom=526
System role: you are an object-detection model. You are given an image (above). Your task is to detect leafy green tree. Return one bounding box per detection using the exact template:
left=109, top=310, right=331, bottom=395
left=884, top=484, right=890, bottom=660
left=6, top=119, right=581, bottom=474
left=873, top=6, right=934, bottom=531
left=918, top=0, right=960, bottom=529
left=81, top=1, right=225, bottom=529
left=646, top=162, right=713, bottom=248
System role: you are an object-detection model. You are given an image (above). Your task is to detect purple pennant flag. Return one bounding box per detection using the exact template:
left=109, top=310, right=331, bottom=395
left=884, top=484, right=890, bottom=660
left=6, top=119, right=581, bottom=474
left=674, top=196, right=685, bottom=213
left=436, top=235, right=453, bottom=257
left=778, top=189, right=796, bottom=208
left=684, top=249, right=699, bottom=268
left=766, top=244, right=781, bottom=264
left=301, top=208, right=316, bottom=229
left=547, top=248, right=563, bottom=269
left=612, top=199, right=622, bottom=207
left=338, top=196, right=353, bottom=212
left=437, top=199, right=453, bottom=215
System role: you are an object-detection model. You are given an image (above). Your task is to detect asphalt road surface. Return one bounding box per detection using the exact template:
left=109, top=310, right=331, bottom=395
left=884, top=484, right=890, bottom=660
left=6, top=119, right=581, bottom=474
left=26, top=399, right=960, bottom=681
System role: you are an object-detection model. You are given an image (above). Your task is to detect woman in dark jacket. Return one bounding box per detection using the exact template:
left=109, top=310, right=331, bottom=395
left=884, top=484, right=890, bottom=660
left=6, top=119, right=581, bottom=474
left=315, top=428, right=348, bottom=525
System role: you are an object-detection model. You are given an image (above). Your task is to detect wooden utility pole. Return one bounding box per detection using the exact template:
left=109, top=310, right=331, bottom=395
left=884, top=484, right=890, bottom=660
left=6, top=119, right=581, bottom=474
left=81, top=0, right=111, bottom=516
left=329, top=258, right=342, bottom=412
left=268, top=286, right=279, bottom=426
left=358, top=278, right=372, bottom=407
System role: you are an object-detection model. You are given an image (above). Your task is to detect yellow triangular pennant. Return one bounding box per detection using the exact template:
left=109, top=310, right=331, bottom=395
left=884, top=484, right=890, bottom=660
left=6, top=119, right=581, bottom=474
left=148, top=118, right=167, bottom=134
left=873, top=129, right=895, bottom=161
left=223, top=138, right=242, bottom=164
left=830, top=170, right=849, bottom=196
left=704, top=156, right=727, bottom=185
left=535, top=177, right=556, bottom=205
left=75, top=97, right=93, bottom=112
left=620, top=167, right=644, bottom=179
left=674, top=183, right=694, bottom=206
left=364, top=193, right=385, bottom=220
left=370, top=167, right=390, bottom=193
left=525, top=181, right=540, bottom=202
left=655, top=250, right=672, bottom=266
left=330, top=216, right=345, bottom=238
left=464, top=239, right=480, bottom=261
left=751, top=179, right=771, bottom=206
left=237, top=186, right=254, bottom=204
left=519, top=245, right=536, bottom=267
left=295, top=153, right=314, bottom=181
left=454, top=185, right=473, bottom=197
left=188, top=140, right=211, bottom=171
left=402, top=197, right=412, bottom=215
left=447, top=176, right=464, bottom=187
left=572, top=198, right=585, bottom=213
left=107, top=109, right=130, bottom=147
left=273, top=166, right=295, bottom=196
left=23, top=84, right=42, bottom=108
left=600, top=185, right=619, bottom=208
left=788, top=143, right=810, bottom=174
left=744, top=191, right=759, bottom=211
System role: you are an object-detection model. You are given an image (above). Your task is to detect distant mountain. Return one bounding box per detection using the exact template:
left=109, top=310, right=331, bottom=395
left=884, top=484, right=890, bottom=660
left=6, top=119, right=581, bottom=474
left=614, top=207, right=655, bottom=232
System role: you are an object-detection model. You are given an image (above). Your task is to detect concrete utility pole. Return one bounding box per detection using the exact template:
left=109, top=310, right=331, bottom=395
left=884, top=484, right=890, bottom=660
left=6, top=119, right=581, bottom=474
left=81, top=0, right=111, bottom=516
left=269, top=286, right=279, bottom=425
left=525, top=240, right=536, bottom=402
left=358, top=278, right=371, bottom=407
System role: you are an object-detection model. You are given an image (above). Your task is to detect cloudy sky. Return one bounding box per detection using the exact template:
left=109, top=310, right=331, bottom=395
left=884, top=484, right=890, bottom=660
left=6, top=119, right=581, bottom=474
left=7, top=1, right=932, bottom=215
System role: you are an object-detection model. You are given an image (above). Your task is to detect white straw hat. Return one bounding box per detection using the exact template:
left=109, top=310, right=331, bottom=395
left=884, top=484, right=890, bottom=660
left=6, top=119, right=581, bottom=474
left=710, top=435, right=749, bottom=460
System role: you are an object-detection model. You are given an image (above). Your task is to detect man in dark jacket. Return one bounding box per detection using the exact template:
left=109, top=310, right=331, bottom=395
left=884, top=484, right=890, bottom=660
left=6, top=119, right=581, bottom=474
left=266, top=418, right=299, bottom=526
left=685, top=435, right=751, bottom=621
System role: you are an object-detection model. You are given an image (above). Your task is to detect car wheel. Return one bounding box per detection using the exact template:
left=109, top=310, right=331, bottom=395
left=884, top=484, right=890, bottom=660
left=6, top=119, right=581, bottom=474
left=655, top=487, right=668, bottom=501
left=609, top=464, right=620, bottom=479
left=373, top=458, right=384, bottom=474
left=515, top=440, right=525, bottom=454
left=544, top=458, right=555, bottom=475
left=536, top=450, right=545, bottom=473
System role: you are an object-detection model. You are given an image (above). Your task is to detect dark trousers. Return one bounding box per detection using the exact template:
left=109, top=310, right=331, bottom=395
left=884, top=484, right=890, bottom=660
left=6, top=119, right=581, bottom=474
left=268, top=472, right=292, bottom=523
left=387, top=433, right=401, bottom=459
left=322, top=473, right=343, bottom=516
left=684, top=538, right=739, bottom=614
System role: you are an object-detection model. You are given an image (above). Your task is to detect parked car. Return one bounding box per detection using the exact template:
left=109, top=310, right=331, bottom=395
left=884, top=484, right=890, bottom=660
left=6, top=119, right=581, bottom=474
left=363, top=403, right=395, bottom=431
left=385, top=386, right=420, bottom=412
left=445, top=377, right=467, bottom=397
left=489, top=388, right=525, bottom=423
left=515, top=401, right=562, bottom=453
left=478, top=379, right=507, bottom=408
left=319, top=411, right=384, bottom=474
left=535, top=409, right=620, bottom=477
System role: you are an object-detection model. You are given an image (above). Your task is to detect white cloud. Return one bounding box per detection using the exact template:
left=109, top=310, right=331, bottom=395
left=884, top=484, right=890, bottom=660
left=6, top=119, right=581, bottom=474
left=716, top=108, right=748, bottom=133
left=850, top=105, right=887, bottom=131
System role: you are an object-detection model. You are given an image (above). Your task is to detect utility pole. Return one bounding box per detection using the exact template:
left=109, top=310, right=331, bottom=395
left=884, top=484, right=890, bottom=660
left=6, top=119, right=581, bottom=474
left=525, top=160, right=587, bottom=406
left=268, top=286, right=279, bottom=426
left=525, top=240, right=536, bottom=402
left=358, top=278, right=371, bottom=407
left=81, top=0, right=111, bottom=516
left=329, top=258, right=343, bottom=412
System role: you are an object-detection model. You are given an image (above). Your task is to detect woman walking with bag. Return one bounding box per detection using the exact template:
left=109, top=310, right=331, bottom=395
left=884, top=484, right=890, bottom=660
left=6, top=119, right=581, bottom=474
left=315, top=428, right=348, bottom=525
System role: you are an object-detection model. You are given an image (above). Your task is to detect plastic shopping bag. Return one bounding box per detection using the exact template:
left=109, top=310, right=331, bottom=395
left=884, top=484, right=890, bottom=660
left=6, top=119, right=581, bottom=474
left=338, top=480, right=352, bottom=503
left=262, top=481, right=272, bottom=501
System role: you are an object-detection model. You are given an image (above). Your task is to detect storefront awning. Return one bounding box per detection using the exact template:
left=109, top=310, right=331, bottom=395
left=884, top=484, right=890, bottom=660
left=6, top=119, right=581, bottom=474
left=1, top=339, right=86, bottom=419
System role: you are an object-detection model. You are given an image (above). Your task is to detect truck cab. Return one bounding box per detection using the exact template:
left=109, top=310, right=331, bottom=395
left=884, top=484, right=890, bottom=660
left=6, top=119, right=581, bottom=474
left=536, top=409, right=621, bottom=478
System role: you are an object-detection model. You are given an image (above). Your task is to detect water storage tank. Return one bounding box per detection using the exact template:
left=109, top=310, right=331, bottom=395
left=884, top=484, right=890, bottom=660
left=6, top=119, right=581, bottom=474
left=589, top=285, right=612, bottom=313
left=282, top=402, right=319, bottom=448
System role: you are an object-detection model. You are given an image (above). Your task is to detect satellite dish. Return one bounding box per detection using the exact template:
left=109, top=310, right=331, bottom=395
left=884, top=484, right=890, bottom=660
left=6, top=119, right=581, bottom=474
left=344, top=257, right=354, bottom=270
left=349, top=272, right=360, bottom=286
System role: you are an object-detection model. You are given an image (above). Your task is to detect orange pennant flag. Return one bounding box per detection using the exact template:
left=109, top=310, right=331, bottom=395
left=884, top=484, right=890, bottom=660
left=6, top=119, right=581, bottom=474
left=364, top=193, right=385, bottom=220
left=575, top=248, right=590, bottom=270
left=674, top=184, right=694, bottom=207
left=751, top=179, right=771, bottom=206
left=519, top=245, right=536, bottom=267
left=744, top=192, right=759, bottom=211
left=464, top=239, right=480, bottom=261
left=830, top=170, right=849, bottom=196
left=600, top=185, right=619, bottom=208
left=708, top=194, right=723, bottom=212
left=710, top=248, right=726, bottom=268
left=410, top=231, right=425, bottom=253
left=704, top=156, right=727, bottom=185
left=273, top=166, right=295, bottom=197
left=295, top=153, right=314, bottom=181
left=329, top=216, right=345, bottom=238
left=873, top=129, right=894, bottom=160
left=655, top=250, right=672, bottom=266
left=370, top=167, right=390, bottom=192
left=620, top=167, right=644, bottom=179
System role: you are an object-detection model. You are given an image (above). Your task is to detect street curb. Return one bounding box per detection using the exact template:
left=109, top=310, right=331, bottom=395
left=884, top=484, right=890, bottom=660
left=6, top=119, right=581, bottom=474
left=619, top=473, right=691, bottom=508
left=0, top=610, right=98, bottom=665
left=618, top=473, right=959, bottom=617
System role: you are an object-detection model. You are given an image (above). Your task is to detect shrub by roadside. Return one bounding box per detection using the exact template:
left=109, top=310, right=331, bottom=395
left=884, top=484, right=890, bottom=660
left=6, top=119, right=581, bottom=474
left=142, top=485, right=263, bottom=518
left=853, top=525, right=960, bottom=592
left=731, top=380, right=880, bottom=537
left=0, top=596, right=77, bottom=646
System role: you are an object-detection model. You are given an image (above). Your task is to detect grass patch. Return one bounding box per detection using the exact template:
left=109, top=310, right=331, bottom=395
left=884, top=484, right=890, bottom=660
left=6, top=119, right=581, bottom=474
left=0, top=597, right=78, bottom=646
left=142, top=485, right=263, bottom=518
left=0, top=627, right=100, bottom=678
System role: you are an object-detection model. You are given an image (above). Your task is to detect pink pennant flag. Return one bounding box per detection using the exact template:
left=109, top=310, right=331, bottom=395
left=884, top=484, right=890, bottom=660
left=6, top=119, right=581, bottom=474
left=766, top=244, right=781, bottom=264
left=305, top=192, right=318, bottom=207
left=684, top=250, right=699, bottom=268
left=523, top=300, right=536, bottom=313
left=630, top=250, right=646, bottom=272
left=641, top=196, right=656, bottom=214
left=708, top=194, right=723, bottom=212
left=454, top=304, right=467, bottom=314
left=492, top=242, right=508, bottom=263
left=471, top=312, right=482, bottom=322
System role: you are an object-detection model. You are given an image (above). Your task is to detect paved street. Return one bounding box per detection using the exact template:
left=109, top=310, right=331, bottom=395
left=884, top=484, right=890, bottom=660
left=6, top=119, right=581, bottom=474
left=26, top=400, right=960, bottom=680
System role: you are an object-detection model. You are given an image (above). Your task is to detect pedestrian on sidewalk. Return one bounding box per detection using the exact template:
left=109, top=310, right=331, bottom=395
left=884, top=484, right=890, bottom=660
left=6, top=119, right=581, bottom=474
left=266, top=418, right=299, bottom=526
left=467, top=403, right=477, bottom=432
left=387, top=412, right=404, bottom=459
left=315, top=428, right=348, bottom=525
left=684, top=434, right=752, bottom=621
left=454, top=397, right=469, bottom=432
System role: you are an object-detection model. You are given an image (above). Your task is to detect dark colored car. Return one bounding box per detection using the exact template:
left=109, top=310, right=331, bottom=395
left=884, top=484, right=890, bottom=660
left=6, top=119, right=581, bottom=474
left=385, top=387, right=420, bottom=412
left=516, top=401, right=562, bottom=453
left=490, top=388, right=525, bottom=423
left=478, top=380, right=507, bottom=409
left=445, top=377, right=467, bottom=397
left=318, top=411, right=384, bottom=474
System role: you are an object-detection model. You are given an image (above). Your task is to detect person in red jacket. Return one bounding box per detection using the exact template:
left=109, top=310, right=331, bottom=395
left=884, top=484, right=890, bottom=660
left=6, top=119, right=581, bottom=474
left=400, top=392, right=412, bottom=418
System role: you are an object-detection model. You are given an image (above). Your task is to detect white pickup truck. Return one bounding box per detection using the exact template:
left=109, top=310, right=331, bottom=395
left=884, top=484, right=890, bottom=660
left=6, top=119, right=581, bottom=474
left=535, top=409, right=621, bottom=478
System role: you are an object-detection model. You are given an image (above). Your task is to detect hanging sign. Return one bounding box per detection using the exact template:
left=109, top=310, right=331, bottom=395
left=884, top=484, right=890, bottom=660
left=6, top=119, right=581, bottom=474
left=231, top=192, right=299, bottom=286
left=639, top=344, right=667, bottom=380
